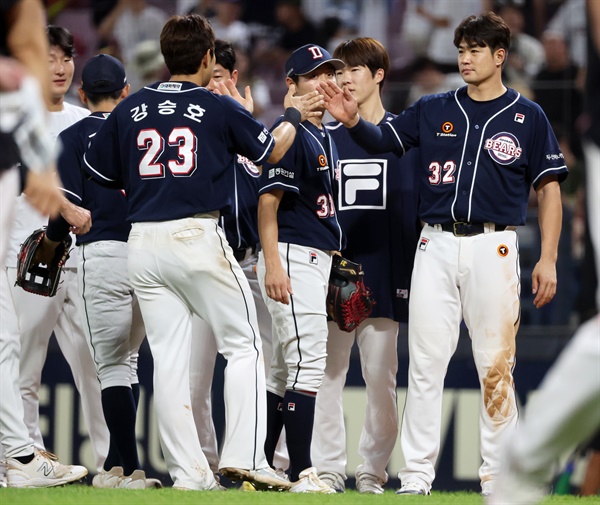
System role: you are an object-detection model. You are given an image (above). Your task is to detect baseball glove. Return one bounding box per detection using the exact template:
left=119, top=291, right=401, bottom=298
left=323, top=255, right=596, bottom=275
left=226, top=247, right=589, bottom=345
left=15, top=228, right=71, bottom=297
left=327, top=255, right=375, bottom=332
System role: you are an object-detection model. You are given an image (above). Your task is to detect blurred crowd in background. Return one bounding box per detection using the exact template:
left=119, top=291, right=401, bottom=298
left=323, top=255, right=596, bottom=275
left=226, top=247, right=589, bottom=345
left=46, top=0, right=593, bottom=329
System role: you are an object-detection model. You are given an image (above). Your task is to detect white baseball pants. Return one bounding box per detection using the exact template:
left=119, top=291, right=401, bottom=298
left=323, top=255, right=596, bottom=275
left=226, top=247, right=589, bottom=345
left=5, top=266, right=109, bottom=471
left=128, top=215, right=268, bottom=489
left=399, top=225, right=520, bottom=490
left=78, top=240, right=145, bottom=389
left=189, top=251, right=282, bottom=474
left=257, top=244, right=332, bottom=396
left=312, top=318, right=399, bottom=482
left=490, top=316, right=600, bottom=505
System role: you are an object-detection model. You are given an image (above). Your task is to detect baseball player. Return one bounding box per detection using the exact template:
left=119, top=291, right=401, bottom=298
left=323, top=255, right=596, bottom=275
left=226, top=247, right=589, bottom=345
left=3, top=25, right=110, bottom=473
left=83, top=14, right=322, bottom=491
left=312, top=37, right=420, bottom=494
left=188, top=39, right=286, bottom=481
left=36, top=54, right=162, bottom=489
left=0, top=0, right=86, bottom=488
left=257, top=43, right=345, bottom=493
left=319, top=12, right=568, bottom=496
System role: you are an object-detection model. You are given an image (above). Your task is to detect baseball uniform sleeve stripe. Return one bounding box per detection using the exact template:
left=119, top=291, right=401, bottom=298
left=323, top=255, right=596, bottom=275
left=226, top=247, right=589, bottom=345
left=83, top=153, right=117, bottom=182
left=531, top=165, right=568, bottom=186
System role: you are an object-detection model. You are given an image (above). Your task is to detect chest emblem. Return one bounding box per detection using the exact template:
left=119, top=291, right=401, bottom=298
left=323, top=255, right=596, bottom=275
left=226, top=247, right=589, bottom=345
left=484, top=132, right=522, bottom=165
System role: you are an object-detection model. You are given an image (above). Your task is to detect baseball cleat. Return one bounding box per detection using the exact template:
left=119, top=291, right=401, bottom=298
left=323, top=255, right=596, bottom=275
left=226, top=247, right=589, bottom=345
left=318, top=471, right=345, bottom=493
left=92, top=466, right=124, bottom=488
left=117, top=469, right=146, bottom=489
left=290, top=467, right=335, bottom=494
left=220, top=466, right=291, bottom=491
left=6, top=449, right=88, bottom=488
left=356, top=473, right=385, bottom=494
left=396, top=481, right=431, bottom=495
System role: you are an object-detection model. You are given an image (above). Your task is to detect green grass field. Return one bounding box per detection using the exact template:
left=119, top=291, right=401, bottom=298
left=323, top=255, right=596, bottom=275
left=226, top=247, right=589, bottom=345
left=2, top=486, right=600, bottom=505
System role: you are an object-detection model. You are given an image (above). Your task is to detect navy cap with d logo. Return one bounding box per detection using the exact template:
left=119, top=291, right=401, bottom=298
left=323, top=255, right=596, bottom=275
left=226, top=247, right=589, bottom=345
left=285, top=44, right=345, bottom=78
left=81, top=54, right=127, bottom=94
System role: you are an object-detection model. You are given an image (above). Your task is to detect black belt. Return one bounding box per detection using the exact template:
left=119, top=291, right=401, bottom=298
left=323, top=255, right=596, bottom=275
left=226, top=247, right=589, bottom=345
left=233, top=245, right=257, bottom=262
left=440, top=222, right=508, bottom=237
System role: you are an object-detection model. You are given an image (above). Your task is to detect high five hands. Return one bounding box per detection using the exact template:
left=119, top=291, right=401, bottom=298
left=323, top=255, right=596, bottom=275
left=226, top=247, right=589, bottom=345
left=317, top=81, right=360, bottom=128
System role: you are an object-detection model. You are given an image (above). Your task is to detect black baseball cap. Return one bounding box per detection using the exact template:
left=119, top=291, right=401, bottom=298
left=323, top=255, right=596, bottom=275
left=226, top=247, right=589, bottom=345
left=285, top=44, right=344, bottom=78
left=81, top=54, right=127, bottom=94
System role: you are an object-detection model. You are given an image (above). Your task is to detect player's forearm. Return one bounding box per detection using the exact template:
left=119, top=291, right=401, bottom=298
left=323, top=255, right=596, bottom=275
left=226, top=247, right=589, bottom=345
left=536, top=179, right=562, bottom=263
left=349, top=118, right=396, bottom=154
left=6, top=0, right=51, bottom=103
left=257, top=193, right=282, bottom=270
left=268, top=109, right=301, bottom=164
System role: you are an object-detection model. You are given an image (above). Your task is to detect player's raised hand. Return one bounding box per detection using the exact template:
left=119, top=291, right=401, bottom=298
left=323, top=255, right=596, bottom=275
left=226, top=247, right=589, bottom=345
left=531, top=258, right=557, bottom=308
left=317, top=80, right=359, bottom=128
left=264, top=264, right=294, bottom=305
left=284, top=84, right=323, bottom=122
left=215, top=79, right=254, bottom=114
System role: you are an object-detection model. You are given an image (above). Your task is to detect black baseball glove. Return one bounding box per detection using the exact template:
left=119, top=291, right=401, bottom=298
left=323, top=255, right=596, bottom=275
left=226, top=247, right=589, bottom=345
left=15, top=228, right=71, bottom=297
left=326, top=255, right=375, bottom=332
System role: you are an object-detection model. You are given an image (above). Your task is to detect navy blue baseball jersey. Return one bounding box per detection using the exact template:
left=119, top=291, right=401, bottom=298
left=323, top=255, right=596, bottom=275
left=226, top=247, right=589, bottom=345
left=57, top=112, right=130, bottom=245
left=327, top=112, right=420, bottom=322
left=221, top=154, right=260, bottom=249
left=348, top=87, right=568, bottom=225
left=259, top=118, right=344, bottom=251
left=83, top=81, right=274, bottom=223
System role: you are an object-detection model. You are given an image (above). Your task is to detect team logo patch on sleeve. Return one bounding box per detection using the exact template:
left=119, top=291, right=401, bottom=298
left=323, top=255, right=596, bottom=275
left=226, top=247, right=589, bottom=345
left=419, top=237, right=430, bottom=251
left=484, top=132, right=522, bottom=165
left=497, top=244, right=509, bottom=257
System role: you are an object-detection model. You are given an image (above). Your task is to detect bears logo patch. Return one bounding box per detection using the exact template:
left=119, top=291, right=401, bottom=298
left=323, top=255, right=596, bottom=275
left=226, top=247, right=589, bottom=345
left=484, top=132, right=522, bottom=165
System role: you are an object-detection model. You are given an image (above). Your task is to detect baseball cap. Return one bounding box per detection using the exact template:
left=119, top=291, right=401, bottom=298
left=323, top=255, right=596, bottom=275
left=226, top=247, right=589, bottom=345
left=285, top=44, right=344, bottom=78
left=81, top=54, right=127, bottom=94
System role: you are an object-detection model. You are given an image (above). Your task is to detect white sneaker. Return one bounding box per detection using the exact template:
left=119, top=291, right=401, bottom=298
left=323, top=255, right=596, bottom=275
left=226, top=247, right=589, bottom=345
left=356, top=473, right=385, bottom=494
left=92, top=466, right=124, bottom=488
left=290, top=467, right=335, bottom=494
left=396, top=480, right=430, bottom=495
left=117, top=469, right=146, bottom=489
left=318, top=471, right=345, bottom=493
left=6, top=449, right=88, bottom=488
left=220, top=466, right=291, bottom=490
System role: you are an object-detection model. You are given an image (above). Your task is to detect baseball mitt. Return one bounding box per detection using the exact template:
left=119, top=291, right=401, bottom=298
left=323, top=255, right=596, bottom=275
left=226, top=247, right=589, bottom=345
left=15, top=228, right=71, bottom=297
left=327, top=255, right=375, bottom=332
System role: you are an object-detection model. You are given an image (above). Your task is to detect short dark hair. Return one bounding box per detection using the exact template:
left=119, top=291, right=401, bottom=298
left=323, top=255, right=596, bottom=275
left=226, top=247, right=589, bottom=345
left=83, top=89, right=123, bottom=106
left=47, top=25, right=75, bottom=58
left=333, top=37, right=390, bottom=92
left=453, top=12, right=511, bottom=53
left=160, top=14, right=215, bottom=75
left=214, top=39, right=236, bottom=73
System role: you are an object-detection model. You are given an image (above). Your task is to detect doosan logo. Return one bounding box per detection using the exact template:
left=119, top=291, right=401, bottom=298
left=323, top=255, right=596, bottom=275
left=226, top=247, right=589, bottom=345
left=484, top=132, right=522, bottom=165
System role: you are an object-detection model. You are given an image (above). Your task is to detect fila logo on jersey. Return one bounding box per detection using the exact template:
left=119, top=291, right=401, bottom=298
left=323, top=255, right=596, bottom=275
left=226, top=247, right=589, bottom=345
left=514, top=113, right=525, bottom=123
left=288, top=403, right=296, bottom=411
left=309, top=251, right=318, bottom=264
left=437, top=122, right=457, bottom=137
left=419, top=237, right=430, bottom=251
left=497, top=244, right=509, bottom=257
left=338, top=159, right=386, bottom=210
left=396, top=288, right=408, bottom=299
left=484, top=132, right=522, bottom=165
